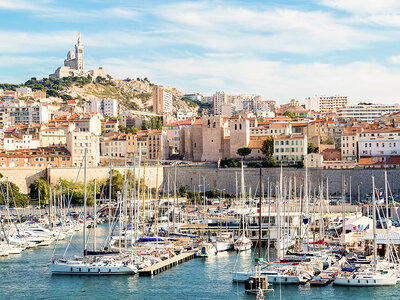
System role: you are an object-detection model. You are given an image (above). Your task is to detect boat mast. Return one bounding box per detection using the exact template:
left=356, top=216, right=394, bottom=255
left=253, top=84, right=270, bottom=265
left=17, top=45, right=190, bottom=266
left=173, top=162, right=177, bottom=233
left=342, top=175, right=346, bottom=245
left=267, top=178, right=271, bottom=261
left=277, top=164, right=282, bottom=260
left=83, top=149, right=87, bottom=257
left=372, top=176, right=377, bottom=270
left=142, top=158, right=146, bottom=237
left=154, top=153, right=160, bottom=236
left=93, top=179, right=97, bottom=250
left=384, top=169, right=390, bottom=263
left=108, top=159, right=112, bottom=238
left=258, top=168, right=262, bottom=259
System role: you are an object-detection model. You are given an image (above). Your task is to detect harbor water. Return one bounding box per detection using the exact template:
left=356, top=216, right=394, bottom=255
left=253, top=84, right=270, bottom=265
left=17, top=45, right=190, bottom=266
left=1, top=226, right=400, bottom=299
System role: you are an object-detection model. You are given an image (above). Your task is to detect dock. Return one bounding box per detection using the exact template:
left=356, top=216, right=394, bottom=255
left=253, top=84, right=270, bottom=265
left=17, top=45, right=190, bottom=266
left=139, top=250, right=197, bottom=276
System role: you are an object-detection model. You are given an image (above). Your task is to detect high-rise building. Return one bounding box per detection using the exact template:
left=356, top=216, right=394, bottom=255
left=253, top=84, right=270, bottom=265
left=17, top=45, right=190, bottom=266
left=153, top=87, right=172, bottom=114
left=338, top=104, right=400, bottom=122
left=305, top=96, right=347, bottom=113
left=213, top=91, right=227, bottom=115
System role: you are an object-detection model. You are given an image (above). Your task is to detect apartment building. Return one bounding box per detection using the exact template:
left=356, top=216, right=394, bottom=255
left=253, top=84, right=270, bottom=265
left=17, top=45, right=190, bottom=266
left=126, top=130, right=162, bottom=160
left=39, top=128, right=67, bottom=147
left=338, top=104, right=400, bottom=123
left=358, top=128, right=400, bottom=158
left=305, top=96, right=347, bottom=113
left=153, top=87, right=172, bottom=114
left=213, top=92, right=227, bottom=115
left=341, top=130, right=358, bottom=161
left=274, top=134, right=307, bottom=163
left=0, top=147, right=71, bottom=168
left=100, top=134, right=126, bottom=157
left=66, top=130, right=100, bottom=167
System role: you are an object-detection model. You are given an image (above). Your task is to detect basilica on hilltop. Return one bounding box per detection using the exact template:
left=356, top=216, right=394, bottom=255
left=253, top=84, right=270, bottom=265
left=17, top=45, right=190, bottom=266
left=50, top=33, right=106, bottom=79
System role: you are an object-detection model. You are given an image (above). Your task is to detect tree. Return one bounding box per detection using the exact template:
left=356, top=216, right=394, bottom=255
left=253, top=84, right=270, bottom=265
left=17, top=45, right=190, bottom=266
left=179, top=186, right=188, bottom=198
left=307, top=142, right=319, bottom=154
left=101, top=170, right=125, bottom=200
left=237, top=147, right=252, bottom=160
left=283, top=110, right=295, bottom=119
left=262, top=154, right=277, bottom=167
left=325, top=136, right=334, bottom=145
left=29, top=179, right=50, bottom=204
left=261, top=136, right=274, bottom=156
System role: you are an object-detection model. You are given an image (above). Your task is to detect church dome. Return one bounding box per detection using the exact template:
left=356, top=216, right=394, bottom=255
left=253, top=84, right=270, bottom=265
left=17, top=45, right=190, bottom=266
left=67, top=49, right=75, bottom=60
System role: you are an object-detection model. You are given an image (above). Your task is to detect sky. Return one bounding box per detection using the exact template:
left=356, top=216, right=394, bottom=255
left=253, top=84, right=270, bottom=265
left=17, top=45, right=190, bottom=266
left=2, top=0, right=400, bottom=104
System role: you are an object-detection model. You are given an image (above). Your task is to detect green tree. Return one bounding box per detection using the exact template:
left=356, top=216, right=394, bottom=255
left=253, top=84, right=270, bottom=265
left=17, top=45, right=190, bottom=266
left=326, top=136, right=334, bottom=145
left=262, top=154, right=277, bottom=167
left=237, top=147, right=252, bottom=160
left=29, top=179, right=50, bottom=204
left=261, top=136, right=274, bottom=156
left=179, top=186, right=188, bottom=198
left=307, top=142, right=319, bottom=154
left=101, top=170, right=125, bottom=200
left=283, top=110, right=295, bottom=118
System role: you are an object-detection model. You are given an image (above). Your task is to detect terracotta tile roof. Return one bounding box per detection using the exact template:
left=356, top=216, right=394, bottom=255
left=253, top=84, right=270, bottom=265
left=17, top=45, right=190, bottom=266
left=248, top=140, right=263, bottom=149
left=358, top=156, right=400, bottom=165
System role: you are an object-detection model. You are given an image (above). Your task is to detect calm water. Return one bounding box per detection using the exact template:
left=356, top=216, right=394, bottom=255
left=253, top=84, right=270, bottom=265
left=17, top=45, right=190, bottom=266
left=1, top=227, right=400, bottom=300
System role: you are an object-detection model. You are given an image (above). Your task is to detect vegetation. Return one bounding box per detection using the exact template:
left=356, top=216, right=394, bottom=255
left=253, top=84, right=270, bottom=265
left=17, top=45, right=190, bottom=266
left=29, top=179, right=50, bottom=204
left=220, top=158, right=241, bottom=168
left=307, top=142, right=319, bottom=154
left=118, top=125, right=138, bottom=134
left=262, top=155, right=277, bottom=167
left=142, top=117, right=163, bottom=130
left=178, top=186, right=188, bottom=198
left=325, top=136, right=334, bottom=145
left=236, top=147, right=252, bottom=160
left=0, top=181, right=29, bottom=207
left=137, top=92, right=152, bottom=104
left=261, top=136, right=274, bottom=156
left=283, top=110, right=295, bottom=119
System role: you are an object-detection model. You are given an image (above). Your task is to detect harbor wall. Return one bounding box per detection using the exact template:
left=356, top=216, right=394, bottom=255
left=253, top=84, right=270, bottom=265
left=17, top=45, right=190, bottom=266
left=1, top=166, right=163, bottom=194
left=163, top=166, right=400, bottom=199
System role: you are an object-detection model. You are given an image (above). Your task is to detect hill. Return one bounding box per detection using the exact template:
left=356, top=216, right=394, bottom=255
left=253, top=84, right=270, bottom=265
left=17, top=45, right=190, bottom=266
left=0, top=76, right=203, bottom=115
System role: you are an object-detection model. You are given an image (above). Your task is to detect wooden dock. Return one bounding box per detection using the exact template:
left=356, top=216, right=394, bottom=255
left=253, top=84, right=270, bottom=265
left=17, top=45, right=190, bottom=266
left=139, top=250, right=197, bottom=276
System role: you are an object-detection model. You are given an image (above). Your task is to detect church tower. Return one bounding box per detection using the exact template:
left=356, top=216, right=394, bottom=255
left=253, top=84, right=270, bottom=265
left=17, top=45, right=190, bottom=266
left=75, top=32, right=84, bottom=70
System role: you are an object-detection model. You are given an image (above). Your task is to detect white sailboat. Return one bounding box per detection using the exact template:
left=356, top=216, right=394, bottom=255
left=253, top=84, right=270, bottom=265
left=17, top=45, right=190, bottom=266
left=50, top=150, right=137, bottom=275
left=234, top=162, right=252, bottom=252
left=333, top=175, right=397, bottom=287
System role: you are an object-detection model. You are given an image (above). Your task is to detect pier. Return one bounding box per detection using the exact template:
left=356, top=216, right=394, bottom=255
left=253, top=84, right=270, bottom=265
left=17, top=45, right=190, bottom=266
left=139, top=250, right=197, bottom=276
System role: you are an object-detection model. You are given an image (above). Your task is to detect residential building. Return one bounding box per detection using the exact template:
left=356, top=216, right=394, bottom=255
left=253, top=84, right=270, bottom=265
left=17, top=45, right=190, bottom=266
left=338, top=104, right=400, bottom=123
left=153, top=87, right=172, bottom=114
left=358, top=128, right=400, bottom=160
left=305, top=153, right=323, bottom=168
left=213, top=91, right=227, bottom=115
left=341, top=131, right=358, bottom=161
left=126, top=130, right=162, bottom=159
left=305, top=96, right=347, bottom=113
left=274, top=134, right=307, bottom=163
left=3, top=133, right=40, bottom=150
left=177, top=109, right=194, bottom=121
left=102, top=119, right=119, bottom=133
left=221, top=103, right=235, bottom=117
left=0, top=147, right=71, bottom=168
left=66, top=130, right=100, bottom=167
left=100, top=134, right=126, bottom=157
left=39, top=128, right=67, bottom=147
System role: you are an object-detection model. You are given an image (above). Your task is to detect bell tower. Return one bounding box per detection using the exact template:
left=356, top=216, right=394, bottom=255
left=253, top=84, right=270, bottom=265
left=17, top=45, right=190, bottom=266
left=75, top=32, right=84, bottom=70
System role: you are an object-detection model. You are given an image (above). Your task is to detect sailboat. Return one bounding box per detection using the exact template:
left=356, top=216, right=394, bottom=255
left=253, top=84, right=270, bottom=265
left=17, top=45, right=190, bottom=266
left=50, top=150, right=137, bottom=275
left=333, top=175, right=397, bottom=286
left=234, top=162, right=252, bottom=252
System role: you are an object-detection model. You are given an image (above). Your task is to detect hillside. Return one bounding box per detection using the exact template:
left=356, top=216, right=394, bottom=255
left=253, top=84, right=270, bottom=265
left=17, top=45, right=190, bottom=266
left=0, top=76, right=201, bottom=115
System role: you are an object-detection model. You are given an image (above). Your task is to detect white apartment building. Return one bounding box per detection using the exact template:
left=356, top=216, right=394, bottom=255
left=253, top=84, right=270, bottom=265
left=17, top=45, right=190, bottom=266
left=103, top=98, right=118, bottom=117
left=341, top=131, right=358, bottom=161
left=66, top=130, right=100, bottom=167
left=338, top=104, right=400, bottom=123
left=213, top=91, right=227, bottom=115
left=274, top=134, right=307, bottom=163
left=0, top=101, right=49, bottom=125
left=305, top=96, right=347, bottom=113
left=87, top=98, right=118, bottom=117
left=358, top=129, right=400, bottom=158
left=16, top=87, right=33, bottom=97
left=3, top=133, right=40, bottom=150
left=100, top=135, right=126, bottom=157
left=221, top=103, right=235, bottom=117
left=176, top=109, right=194, bottom=121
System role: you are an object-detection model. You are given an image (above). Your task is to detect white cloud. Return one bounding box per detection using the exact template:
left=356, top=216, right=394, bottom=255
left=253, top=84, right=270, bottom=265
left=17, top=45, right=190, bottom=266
left=389, top=55, right=400, bottom=64
left=101, top=56, right=400, bottom=104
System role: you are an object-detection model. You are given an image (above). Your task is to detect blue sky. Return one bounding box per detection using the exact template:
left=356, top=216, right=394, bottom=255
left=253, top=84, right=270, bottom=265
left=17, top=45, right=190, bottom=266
left=2, top=0, right=400, bottom=104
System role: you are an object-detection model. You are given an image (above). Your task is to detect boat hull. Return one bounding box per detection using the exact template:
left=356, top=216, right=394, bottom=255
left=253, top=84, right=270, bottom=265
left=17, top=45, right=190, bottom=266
left=50, top=263, right=137, bottom=275
left=333, top=277, right=397, bottom=286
